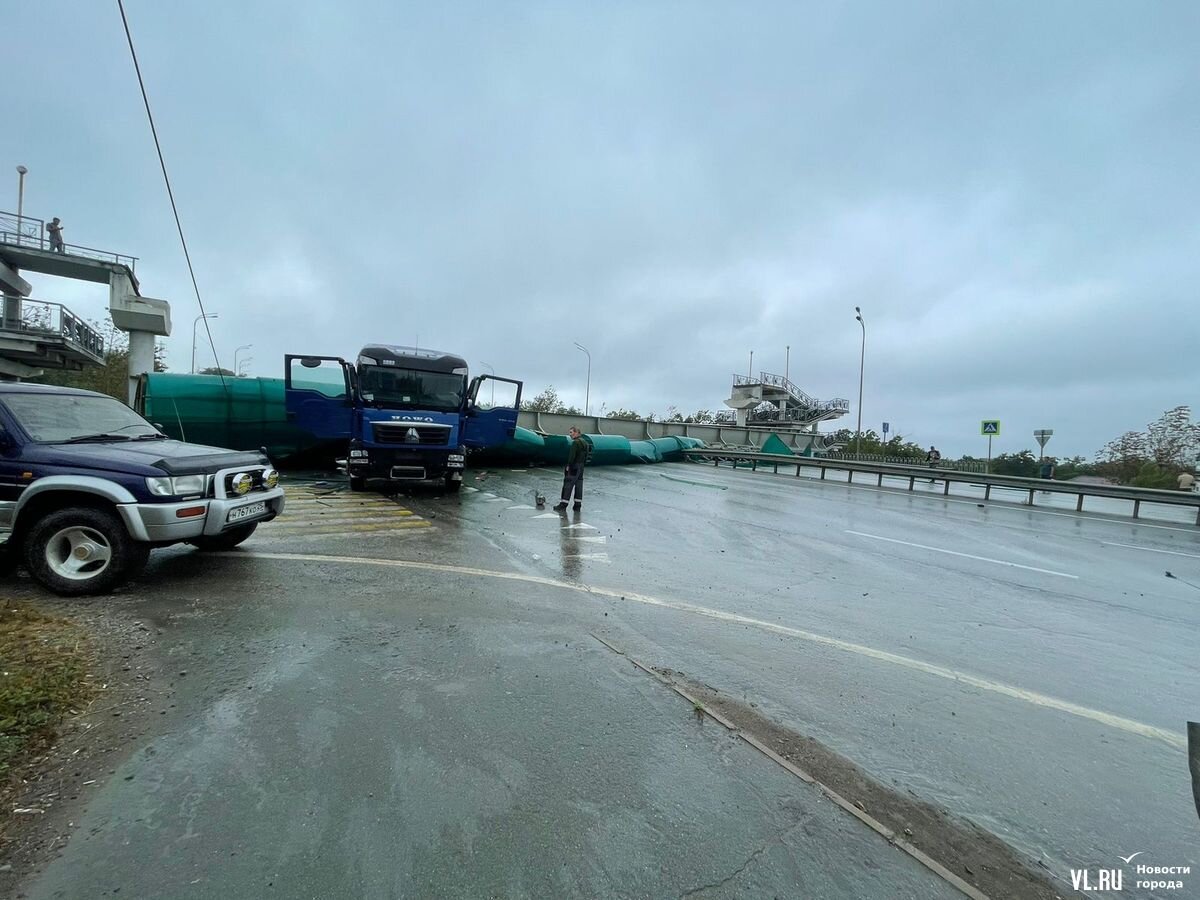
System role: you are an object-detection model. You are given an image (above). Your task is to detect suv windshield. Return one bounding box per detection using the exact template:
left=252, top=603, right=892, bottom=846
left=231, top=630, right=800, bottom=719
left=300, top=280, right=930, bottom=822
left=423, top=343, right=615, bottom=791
left=358, top=366, right=465, bottom=413
left=4, top=393, right=159, bottom=442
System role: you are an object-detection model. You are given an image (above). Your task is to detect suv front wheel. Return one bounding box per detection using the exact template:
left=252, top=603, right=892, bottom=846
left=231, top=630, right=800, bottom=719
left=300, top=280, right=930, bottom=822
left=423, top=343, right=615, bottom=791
left=25, top=506, right=149, bottom=596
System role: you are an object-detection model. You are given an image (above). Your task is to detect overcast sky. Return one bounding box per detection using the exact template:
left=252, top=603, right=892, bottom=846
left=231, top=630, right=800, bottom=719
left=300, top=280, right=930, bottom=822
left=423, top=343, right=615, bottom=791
left=7, top=2, right=1198, bottom=457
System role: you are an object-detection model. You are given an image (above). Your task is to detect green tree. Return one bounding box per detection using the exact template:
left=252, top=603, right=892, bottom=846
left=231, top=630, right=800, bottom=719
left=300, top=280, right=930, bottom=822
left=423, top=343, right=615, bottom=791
left=1096, top=406, right=1198, bottom=484
left=199, top=366, right=235, bottom=377
left=520, top=386, right=581, bottom=415
left=988, top=450, right=1039, bottom=477
left=521, top=386, right=562, bottom=412
left=1131, top=461, right=1176, bottom=489
left=829, top=429, right=926, bottom=460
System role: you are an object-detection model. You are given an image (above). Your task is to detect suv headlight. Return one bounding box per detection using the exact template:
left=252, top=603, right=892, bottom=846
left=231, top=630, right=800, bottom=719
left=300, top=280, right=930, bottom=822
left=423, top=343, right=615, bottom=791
left=262, top=467, right=280, bottom=489
left=146, top=474, right=209, bottom=497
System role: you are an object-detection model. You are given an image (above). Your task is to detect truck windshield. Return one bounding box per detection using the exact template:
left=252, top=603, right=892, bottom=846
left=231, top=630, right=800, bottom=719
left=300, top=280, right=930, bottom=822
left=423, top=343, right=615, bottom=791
left=4, top=393, right=159, bottom=442
left=358, top=366, right=465, bottom=413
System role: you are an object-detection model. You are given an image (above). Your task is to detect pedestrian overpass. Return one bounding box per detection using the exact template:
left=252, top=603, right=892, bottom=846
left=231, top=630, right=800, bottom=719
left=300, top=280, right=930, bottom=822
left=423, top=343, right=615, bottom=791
left=0, top=210, right=171, bottom=399
left=724, top=372, right=849, bottom=430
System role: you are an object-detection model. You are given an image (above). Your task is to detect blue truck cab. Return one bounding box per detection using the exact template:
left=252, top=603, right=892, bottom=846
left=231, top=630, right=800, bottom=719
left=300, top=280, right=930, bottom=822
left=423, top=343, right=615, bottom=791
left=0, top=383, right=285, bottom=596
left=284, top=345, right=522, bottom=492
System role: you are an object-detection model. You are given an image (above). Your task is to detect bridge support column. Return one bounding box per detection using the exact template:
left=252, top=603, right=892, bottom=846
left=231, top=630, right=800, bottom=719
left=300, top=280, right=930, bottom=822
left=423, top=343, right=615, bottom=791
left=109, top=271, right=171, bottom=406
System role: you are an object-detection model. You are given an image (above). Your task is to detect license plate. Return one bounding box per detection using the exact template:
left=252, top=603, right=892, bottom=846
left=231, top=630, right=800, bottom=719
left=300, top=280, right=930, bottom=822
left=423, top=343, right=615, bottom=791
left=227, top=501, right=267, bottom=523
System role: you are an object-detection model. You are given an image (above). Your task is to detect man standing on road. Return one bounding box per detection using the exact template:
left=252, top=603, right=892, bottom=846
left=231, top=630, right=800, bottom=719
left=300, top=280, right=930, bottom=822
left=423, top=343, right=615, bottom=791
left=554, top=426, right=588, bottom=511
left=46, top=217, right=65, bottom=253
left=925, top=445, right=941, bottom=481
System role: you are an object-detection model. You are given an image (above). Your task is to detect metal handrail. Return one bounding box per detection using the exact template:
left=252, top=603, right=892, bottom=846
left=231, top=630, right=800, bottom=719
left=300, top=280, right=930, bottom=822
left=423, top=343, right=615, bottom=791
left=759, top=370, right=815, bottom=404
left=1, top=297, right=106, bottom=359
left=0, top=211, right=44, bottom=244
left=0, top=211, right=137, bottom=271
left=685, top=448, right=1200, bottom=524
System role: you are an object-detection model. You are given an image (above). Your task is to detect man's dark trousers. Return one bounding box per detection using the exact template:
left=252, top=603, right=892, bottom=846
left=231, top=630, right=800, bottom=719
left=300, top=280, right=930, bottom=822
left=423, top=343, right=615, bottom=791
left=561, top=464, right=584, bottom=502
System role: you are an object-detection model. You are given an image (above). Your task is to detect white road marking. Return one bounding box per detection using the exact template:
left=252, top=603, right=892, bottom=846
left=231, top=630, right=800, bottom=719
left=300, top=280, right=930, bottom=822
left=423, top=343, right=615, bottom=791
left=846, top=530, right=1078, bottom=579
left=568, top=535, right=607, bottom=544
left=1101, top=541, right=1200, bottom=559
left=227, top=550, right=1185, bottom=751
left=484, top=497, right=510, bottom=503
left=480, top=493, right=497, bottom=499
left=563, top=552, right=610, bottom=562
left=463, top=486, right=480, bottom=493
left=506, top=504, right=535, bottom=510
left=531, top=512, right=560, bottom=519
left=564, top=523, right=597, bottom=530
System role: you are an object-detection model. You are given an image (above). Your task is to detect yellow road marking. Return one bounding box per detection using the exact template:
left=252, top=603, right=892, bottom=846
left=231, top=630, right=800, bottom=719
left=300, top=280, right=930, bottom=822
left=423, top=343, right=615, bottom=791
left=268, top=521, right=432, bottom=535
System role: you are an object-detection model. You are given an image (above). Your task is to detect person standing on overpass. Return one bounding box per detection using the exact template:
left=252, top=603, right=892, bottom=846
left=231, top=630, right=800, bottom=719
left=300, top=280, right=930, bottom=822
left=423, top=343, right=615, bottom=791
left=46, top=217, right=65, bottom=253
left=554, top=426, right=588, bottom=511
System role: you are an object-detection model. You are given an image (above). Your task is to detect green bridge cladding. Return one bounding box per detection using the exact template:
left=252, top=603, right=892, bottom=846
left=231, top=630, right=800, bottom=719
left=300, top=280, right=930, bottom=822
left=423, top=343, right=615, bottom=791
left=137, top=373, right=705, bottom=467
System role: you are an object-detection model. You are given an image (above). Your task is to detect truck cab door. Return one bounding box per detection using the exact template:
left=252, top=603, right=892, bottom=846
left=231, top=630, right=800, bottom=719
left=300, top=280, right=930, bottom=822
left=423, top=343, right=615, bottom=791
left=461, top=376, right=523, bottom=449
left=284, top=355, right=356, bottom=441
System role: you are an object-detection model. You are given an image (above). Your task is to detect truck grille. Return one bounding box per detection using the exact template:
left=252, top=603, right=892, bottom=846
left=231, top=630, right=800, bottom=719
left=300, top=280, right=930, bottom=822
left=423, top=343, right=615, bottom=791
left=372, top=422, right=452, bottom=446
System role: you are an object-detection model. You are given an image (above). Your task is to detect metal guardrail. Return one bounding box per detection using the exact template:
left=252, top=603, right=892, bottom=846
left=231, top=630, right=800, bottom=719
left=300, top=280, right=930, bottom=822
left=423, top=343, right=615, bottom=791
left=825, top=453, right=989, bottom=473
left=2, top=298, right=106, bottom=359
left=0, top=212, right=138, bottom=271
left=685, top=449, right=1200, bottom=525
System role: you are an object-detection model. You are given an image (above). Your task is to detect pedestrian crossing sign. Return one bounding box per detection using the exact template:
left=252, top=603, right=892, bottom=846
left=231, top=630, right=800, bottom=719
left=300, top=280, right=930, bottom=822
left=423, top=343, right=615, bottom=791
left=981, top=420, right=1001, bottom=435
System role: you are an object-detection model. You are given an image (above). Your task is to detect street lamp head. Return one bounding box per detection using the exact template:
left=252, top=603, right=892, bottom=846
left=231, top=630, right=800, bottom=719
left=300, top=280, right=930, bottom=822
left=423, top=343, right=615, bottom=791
left=16, top=165, right=27, bottom=175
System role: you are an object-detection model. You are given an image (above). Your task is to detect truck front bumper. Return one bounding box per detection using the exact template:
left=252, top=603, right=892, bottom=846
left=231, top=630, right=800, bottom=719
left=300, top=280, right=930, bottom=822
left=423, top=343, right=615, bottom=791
left=119, top=488, right=286, bottom=543
left=348, top=448, right=464, bottom=482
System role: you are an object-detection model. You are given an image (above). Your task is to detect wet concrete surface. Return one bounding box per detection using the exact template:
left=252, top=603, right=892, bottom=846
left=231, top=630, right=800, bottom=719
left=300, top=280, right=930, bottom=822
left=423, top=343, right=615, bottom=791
left=9, top=463, right=1200, bottom=897
left=413, top=464, right=1200, bottom=891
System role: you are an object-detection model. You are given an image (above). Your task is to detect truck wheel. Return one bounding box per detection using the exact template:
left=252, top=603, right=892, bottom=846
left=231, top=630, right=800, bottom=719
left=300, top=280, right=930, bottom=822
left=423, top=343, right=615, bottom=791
left=349, top=477, right=368, bottom=492
left=24, top=507, right=147, bottom=596
left=444, top=476, right=462, bottom=493
left=189, top=523, right=258, bottom=552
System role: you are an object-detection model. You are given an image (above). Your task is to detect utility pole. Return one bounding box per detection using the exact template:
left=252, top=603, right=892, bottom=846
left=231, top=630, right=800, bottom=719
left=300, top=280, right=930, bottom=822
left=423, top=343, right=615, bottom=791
left=854, top=307, right=865, bottom=459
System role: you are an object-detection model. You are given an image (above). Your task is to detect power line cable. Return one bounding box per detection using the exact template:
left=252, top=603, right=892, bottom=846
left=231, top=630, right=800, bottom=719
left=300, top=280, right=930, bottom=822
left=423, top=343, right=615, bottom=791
left=116, top=0, right=227, bottom=390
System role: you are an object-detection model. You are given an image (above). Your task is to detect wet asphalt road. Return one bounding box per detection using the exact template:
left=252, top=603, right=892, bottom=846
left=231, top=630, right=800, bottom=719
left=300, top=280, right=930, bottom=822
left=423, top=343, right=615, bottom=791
left=13, top=461, right=1200, bottom=898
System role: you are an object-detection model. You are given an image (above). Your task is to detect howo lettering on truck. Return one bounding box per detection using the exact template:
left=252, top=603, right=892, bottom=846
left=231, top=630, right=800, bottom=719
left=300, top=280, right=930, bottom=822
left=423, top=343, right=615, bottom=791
left=284, top=345, right=522, bottom=492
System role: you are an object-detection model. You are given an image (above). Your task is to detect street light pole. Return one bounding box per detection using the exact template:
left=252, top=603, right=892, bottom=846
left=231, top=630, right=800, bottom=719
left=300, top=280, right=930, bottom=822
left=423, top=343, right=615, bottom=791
left=854, top=307, right=865, bottom=459
left=785, top=345, right=789, bottom=383
left=234, top=344, right=252, bottom=375
left=573, top=343, right=591, bottom=416
left=191, top=313, right=219, bottom=374
left=15, top=165, right=27, bottom=245
left=480, top=361, right=495, bottom=406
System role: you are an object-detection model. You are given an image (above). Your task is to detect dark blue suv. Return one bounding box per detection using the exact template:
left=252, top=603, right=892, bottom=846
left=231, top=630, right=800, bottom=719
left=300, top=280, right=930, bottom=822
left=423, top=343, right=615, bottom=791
left=0, top=383, right=285, bottom=595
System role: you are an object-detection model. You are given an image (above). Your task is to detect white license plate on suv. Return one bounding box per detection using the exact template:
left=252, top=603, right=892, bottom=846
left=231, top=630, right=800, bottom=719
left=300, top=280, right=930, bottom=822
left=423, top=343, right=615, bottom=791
left=227, top=501, right=267, bottom=523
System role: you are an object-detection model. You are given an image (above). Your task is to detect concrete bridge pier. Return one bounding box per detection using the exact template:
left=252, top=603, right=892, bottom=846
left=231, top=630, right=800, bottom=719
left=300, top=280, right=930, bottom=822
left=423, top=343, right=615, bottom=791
left=109, top=271, right=171, bottom=405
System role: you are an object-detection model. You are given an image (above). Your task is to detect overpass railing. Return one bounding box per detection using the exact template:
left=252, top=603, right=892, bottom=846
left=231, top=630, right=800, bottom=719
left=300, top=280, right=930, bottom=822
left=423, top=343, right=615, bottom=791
left=0, top=211, right=138, bottom=271
left=685, top=448, right=1200, bottom=525
left=2, top=297, right=107, bottom=362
